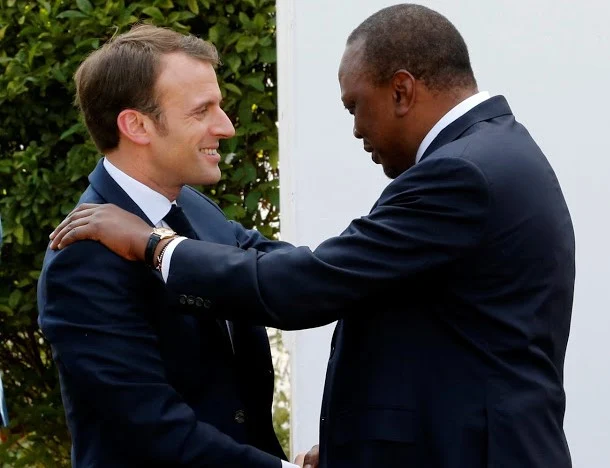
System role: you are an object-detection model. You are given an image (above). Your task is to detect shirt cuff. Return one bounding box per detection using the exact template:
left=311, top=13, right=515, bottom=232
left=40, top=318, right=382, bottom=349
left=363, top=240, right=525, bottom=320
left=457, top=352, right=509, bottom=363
left=281, top=461, right=300, bottom=468
left=161, top=237, right=187, bottom=283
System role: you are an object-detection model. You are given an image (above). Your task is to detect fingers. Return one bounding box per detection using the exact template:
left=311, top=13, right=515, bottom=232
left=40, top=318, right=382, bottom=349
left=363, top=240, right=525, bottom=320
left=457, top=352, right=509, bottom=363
left=49, top=203, right=102, bottom=243
left=303, top=444, right=320, bottom=468
left=50, top=220, right=90, bottom=250
left=50, top=212, right=100, bottom=249
left=49, top=204, right=103, bottom=241
left=293, top=452, right=306, bottom=467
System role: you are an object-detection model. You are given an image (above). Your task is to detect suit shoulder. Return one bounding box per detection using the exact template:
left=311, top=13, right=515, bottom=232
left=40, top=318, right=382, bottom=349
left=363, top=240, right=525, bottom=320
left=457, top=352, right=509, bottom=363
left=41, top=239, right=144, bottom=284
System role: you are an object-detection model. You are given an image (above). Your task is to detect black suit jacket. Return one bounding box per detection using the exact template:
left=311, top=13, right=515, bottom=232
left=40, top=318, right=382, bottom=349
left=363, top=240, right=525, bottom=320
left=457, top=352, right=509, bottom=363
left=37, top=160, right=287, bottom=467
left=167, top=96, right=575, bottom=467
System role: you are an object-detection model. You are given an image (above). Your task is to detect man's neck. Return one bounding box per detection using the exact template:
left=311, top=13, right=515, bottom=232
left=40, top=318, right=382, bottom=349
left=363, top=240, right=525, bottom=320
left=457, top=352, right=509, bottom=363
left=105, top=150, right=179, bottom=201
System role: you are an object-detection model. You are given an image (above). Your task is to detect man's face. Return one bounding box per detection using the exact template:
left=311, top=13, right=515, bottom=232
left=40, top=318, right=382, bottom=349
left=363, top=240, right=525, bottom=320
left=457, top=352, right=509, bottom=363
left=338, top=41, right=411, bottom=179
left=148, top=52, right=235, bottom=190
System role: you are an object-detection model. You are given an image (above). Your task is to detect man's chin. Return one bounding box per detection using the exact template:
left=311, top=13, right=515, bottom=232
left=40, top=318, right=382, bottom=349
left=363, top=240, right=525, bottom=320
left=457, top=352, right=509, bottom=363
left=190, top=169, right=221, bottom=187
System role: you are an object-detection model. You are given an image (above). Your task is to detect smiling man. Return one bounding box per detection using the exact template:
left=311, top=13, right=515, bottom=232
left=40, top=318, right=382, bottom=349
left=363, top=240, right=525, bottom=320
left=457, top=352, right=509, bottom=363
left=50, top=5, right=575, bottom=468
left=37, top=25, right=295, bottom=467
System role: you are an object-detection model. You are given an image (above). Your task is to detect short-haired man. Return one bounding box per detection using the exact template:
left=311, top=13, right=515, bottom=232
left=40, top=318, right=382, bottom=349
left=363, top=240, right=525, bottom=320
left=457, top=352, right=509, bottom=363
left=38, top=25, right=296, bottom=467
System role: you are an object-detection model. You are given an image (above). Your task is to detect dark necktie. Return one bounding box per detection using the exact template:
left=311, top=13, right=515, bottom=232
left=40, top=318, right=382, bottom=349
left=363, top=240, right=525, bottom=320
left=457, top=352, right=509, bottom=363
left=162, top=204, right=234, bottom=352
left=163, top=204, right=198, bottom=240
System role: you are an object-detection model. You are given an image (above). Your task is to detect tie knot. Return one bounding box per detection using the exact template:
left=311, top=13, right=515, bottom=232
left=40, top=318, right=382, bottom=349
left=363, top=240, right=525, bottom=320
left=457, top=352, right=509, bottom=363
left=163, top=204, right=197, bottom=239
left=165, top=204, right=183, bottom=218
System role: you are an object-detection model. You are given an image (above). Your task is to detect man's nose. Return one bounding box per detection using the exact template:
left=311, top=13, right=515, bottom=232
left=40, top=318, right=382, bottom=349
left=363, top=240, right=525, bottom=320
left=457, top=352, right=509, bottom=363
left=214, top=109, right=236, bottom=139
left=353, top=127, right=362, bottom=139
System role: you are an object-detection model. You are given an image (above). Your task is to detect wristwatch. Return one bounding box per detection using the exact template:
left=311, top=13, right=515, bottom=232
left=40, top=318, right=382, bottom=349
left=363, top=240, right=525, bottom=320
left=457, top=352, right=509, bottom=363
left=145, top=227, right=176, bottom=268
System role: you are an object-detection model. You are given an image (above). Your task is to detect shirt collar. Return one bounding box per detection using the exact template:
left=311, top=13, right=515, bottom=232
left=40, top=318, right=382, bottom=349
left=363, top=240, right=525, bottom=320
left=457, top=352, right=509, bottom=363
left=102, top=158, right=173, bottom=226
left=415, top=91, right=491, bottom=164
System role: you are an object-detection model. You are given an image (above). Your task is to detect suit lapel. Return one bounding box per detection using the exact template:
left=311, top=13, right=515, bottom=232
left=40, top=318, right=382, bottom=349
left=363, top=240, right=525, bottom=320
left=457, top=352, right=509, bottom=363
left=420, top=95, right=513, bottom=162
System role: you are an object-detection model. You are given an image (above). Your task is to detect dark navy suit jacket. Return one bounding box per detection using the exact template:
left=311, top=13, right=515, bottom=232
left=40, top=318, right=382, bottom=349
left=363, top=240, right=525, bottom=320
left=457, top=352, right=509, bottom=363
left=167, top=96, right=575, bottom=467
left=37, top=161, right=287, bottom=467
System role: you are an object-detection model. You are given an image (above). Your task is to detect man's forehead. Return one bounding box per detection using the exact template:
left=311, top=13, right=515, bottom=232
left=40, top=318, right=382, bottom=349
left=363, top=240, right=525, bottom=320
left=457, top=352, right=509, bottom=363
left=339, top=38, right=369, bottom=84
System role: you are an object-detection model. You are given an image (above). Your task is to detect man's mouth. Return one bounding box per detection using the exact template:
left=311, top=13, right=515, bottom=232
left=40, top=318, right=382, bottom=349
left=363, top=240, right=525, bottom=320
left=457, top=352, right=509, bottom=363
left=199, top=148, right=218, bottom=156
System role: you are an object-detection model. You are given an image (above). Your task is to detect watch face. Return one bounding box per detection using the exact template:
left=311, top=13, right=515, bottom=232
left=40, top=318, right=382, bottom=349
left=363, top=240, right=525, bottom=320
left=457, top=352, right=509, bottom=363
left=154, top=227, right=176, bottom=238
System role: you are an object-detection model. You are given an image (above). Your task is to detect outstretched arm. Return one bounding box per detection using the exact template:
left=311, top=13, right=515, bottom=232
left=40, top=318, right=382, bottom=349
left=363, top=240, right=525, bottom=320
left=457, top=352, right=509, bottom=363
left=165, top=157, right=490, bottom=329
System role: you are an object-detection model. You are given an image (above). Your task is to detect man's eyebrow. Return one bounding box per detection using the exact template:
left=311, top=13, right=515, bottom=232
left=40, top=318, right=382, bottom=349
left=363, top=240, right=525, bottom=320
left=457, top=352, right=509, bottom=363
left=190, top=98, right=223, bottom=113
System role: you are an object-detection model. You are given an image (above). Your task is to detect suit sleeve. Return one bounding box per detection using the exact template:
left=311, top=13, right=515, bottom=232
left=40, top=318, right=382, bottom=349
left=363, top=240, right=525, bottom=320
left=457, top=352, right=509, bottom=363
left=229, top=221, right=294, bottom=253
left=39, top=241, right=282, bottom=468
left=167, top=157, right=491, bottom=329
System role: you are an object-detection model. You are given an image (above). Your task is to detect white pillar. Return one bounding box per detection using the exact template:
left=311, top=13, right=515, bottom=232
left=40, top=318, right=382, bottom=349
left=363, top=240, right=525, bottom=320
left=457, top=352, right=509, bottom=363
left=277, top=1, right=610, bottom=466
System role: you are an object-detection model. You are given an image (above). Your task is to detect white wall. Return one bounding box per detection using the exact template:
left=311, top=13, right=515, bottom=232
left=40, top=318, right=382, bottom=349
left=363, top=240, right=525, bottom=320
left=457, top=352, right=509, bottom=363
left=277, top=1, right=610, bottom=466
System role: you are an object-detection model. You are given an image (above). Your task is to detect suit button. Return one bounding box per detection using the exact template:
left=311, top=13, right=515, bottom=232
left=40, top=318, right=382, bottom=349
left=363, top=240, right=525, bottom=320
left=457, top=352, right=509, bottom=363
left=234, top=409, right=246, bottom=424
left=195, top=297, right=203, bottom=307
left=187, top=296, right=195, bottom=306
left=203, top=299, right=212, bottom=309
left=179, top=294, right=187, bottom=305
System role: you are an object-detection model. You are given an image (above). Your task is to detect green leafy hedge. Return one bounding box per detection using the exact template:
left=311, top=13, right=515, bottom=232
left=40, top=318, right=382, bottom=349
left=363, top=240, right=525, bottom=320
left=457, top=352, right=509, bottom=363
left=0, top=0, right=285, bottom=464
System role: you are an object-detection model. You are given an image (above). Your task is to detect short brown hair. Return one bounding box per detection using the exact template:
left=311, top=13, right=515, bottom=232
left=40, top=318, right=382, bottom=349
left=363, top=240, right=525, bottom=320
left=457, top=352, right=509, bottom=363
left=74, top=24, right=219, bottom=152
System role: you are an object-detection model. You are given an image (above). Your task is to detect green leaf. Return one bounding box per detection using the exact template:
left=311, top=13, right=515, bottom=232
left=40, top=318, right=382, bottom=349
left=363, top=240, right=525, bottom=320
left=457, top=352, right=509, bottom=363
left=222, top=204, right=246, bottom=220
left=245, top=191, right=261, bottom=212
left=142, top=7, right=165, bottom=22
left=225, top=55, right=242, bottom=74
left=60, top=122, right=83, bottom=140
left=239, top=12, right=251, bottom=28
left=187, top=0, right=199, bottom=15
left=259, top=46, right=276, bottom=64
left=243, top=122, right=267, bottom=135
left=253, top=13, right=266, bottom=31
left=223, top=83, right=242, bottom=96
left=56, top=10, right=89, bottom=19
left=221, top=194, right=242, bottom=203
left=243, top=161, right=257, bottom=184
left=241, top=75, right=265, bottom=92
left=269, top=149, right=279, bottom=170
left=8, top=289, right=22, bottom=309
left=235, top=35, right=258, bottom=53
left=269, top=186, right=279, bottom=207
left=76, top=0, right=93, bottom=14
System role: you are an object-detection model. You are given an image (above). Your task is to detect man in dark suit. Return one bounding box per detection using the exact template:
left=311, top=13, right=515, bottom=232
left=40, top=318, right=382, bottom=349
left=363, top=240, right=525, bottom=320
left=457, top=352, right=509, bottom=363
left=50, top=5, right=575, bottom=468
left=37, top=25, right=294, bottom=467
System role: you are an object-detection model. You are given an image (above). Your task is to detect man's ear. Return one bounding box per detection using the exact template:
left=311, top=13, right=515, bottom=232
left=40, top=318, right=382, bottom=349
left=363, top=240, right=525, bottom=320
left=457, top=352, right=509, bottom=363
left=391, top=70, right=416, bottom=117
left=116, top=109, right=152, bottom=146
